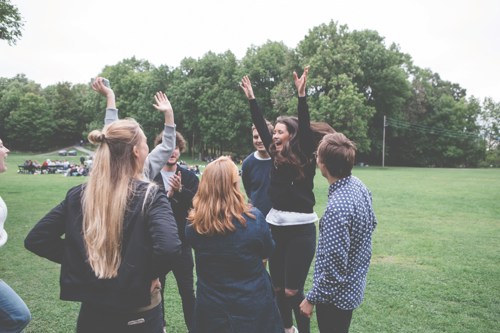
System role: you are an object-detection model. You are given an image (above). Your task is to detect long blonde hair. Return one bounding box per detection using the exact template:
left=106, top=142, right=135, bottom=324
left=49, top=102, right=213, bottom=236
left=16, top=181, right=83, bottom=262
left=82, top=118, right=152, bottom=278
left=188, top=156, right=254, bottom=235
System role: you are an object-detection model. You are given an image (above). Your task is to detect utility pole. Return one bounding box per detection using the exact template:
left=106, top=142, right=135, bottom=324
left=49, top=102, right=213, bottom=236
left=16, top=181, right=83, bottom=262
left=382, top=115, right=387, bottom=168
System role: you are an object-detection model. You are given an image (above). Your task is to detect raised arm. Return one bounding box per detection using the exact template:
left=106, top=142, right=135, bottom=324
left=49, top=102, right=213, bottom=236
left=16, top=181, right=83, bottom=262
left=294, top=67, right=314, bottom=154
left=240, top=75, right=255, bottom=100
left=143, top=91, right=176, bottom=181
left=240, top=76, right=272, bottom=151
left=91, top=77, right=118, bottom=125
left=294, top=66, right=309, bottom=97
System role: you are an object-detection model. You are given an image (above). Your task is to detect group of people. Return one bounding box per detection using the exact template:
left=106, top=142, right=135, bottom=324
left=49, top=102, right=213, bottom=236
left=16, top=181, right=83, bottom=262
left=240, top=68, right=377, bottom=333
left=0, top=66, right=376, bottom=333
left=20, top=158, right=90, bottom=176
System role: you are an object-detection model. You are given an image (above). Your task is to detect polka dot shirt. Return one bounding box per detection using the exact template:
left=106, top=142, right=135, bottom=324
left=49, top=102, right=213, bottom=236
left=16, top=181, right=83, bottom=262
left=306, top=175, right=377, bottom=310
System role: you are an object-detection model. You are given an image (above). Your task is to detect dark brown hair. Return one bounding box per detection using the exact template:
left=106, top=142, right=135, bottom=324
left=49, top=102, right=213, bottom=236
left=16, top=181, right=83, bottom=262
left=270, top=116, right=335, bottom=179
left=155, top=131, right=186, bottom=152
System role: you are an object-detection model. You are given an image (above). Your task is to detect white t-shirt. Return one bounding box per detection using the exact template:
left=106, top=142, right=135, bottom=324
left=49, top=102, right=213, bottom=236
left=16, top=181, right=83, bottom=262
left=0, top=196, right=8, bottom=247
left=160, top=170, right=176, bottom=192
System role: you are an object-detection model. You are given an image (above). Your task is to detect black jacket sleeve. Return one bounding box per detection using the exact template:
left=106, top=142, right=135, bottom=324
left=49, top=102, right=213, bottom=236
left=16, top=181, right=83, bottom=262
left=249, top=99, right=272, bottom=153
left=298, top=96, right=314, bottom=155
left=148, top=190, right=182, bottom=278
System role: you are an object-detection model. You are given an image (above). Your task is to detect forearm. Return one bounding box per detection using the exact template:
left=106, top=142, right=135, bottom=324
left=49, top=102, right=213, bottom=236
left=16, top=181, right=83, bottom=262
left=144, top=125, right=176, bottom=180
left=298, top=96, right=314, bottom=153
left=104, top=108, right=119, bottom=125
left=103, top=91, right=117, bottom=125
left=249, top=99, right=272, bottom=150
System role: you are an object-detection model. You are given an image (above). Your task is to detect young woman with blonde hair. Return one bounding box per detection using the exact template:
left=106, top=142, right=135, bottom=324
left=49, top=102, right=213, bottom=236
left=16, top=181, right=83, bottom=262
left=186, top=157, right=283, bottom=333
left=25, top=116, right=181, bottom=332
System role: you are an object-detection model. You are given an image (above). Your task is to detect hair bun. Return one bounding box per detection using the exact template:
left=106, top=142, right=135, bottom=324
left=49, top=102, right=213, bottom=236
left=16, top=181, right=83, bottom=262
left=88, top=130, right=105, bottom=144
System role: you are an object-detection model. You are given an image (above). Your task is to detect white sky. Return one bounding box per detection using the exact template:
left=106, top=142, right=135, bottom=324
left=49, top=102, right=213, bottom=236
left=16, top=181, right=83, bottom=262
left=1, top=0, right=499, bottom=101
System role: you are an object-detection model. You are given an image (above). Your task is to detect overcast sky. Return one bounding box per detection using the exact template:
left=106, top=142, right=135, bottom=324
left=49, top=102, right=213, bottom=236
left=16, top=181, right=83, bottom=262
left=2, top=0, right=499, bottom=101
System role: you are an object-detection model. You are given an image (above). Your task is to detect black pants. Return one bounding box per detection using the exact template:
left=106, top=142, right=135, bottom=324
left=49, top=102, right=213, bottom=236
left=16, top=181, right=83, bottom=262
left=316, top=303, right=353, bottom=333
left=269, top=223, right=316, bottom=333
left=159, top=243, right=196, bottom=332
left=76, top=302, right=163, bottom=333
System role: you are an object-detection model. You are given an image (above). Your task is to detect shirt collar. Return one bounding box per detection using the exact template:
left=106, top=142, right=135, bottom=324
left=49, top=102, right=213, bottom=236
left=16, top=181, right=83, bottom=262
left=328, top=175, right=352, bottom=197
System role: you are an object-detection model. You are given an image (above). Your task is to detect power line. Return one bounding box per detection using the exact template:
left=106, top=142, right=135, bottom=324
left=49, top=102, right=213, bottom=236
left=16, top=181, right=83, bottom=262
left=386, top=117, right=480, bottom=139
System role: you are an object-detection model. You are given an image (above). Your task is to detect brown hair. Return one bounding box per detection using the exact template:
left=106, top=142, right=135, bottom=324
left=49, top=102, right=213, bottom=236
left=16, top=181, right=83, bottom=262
left=155, top=131, right=186, bottom=153
left=188, top=156, right=255, bottom=235
left=270, top=116, right=335, bottom=179
left=317, top=133, right=356, bottom=179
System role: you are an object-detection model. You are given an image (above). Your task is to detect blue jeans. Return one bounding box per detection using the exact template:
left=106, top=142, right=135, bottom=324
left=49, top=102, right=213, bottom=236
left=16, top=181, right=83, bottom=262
left=0, top=280, right=31, bottom=333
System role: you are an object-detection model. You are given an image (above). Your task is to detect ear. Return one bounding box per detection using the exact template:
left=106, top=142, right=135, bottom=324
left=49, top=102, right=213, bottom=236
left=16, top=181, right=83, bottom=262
left=132, top=145, right=140, bottom=158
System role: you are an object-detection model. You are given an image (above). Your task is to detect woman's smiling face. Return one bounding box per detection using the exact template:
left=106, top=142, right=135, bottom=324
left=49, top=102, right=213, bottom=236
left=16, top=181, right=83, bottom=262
left=273, top=123, right=290, bottom=152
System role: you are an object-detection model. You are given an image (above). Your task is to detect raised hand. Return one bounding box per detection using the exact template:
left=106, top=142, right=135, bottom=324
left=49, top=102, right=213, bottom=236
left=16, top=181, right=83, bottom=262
left=92, top=76, right=116, bottom=110
left=153, top=91, right=173, bottom=114
left=293, top=66, right=310, bottom=97
left=91, top=77, right=113, bottom=98
left=240, top=76, right=255, bottom=100
left=153, top=91, right=174, bottom=126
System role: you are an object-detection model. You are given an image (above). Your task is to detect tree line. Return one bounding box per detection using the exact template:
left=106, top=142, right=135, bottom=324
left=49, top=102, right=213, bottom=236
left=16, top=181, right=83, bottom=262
left=1, top=21, right=499, bottom=167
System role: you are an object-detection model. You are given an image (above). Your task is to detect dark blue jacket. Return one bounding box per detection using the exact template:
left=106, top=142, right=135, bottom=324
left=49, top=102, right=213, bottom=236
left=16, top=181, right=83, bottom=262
left=186, top=208, right=283, bottom=333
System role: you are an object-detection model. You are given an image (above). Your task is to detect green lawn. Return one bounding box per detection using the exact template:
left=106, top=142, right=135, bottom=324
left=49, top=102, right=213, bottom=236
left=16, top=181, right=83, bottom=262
left=1, top=152, right=499, bottom=332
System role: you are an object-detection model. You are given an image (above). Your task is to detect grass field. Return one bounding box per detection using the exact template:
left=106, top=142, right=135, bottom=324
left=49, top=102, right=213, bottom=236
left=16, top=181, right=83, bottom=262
left=1, top=152, right=499, bottom=332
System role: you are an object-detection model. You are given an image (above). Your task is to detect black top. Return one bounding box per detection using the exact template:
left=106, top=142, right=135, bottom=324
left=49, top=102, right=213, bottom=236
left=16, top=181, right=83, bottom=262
left=24, top=181, right=181, bottom=310
left=249, top=97, right=316, bottom=213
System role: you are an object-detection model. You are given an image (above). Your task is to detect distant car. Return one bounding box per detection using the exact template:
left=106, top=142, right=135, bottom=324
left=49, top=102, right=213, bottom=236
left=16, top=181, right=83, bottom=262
left=58, top=149, right=68, bottom=156
left=68, top=150, right=77, bottom=156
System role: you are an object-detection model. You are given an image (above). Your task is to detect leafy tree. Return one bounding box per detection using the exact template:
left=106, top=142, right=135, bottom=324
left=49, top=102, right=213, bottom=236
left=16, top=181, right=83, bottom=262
left=5, top=93, right=54, bottom=151
left=241, top=41, right=296, bottom=120
left=479, top=97, right=500, bottom=166
left=87, top=57, right=166, bottom=147
left=387, top=67, right=483, bottom=167
left=0, top=75, right=42, bottom=146
left=296, top=21, right=375, bottom=153
left=0, top=0, right=24, bottom=45
left=350, top=30, right=412, bottom=163
left=43, top=82, right=93, bottom=148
